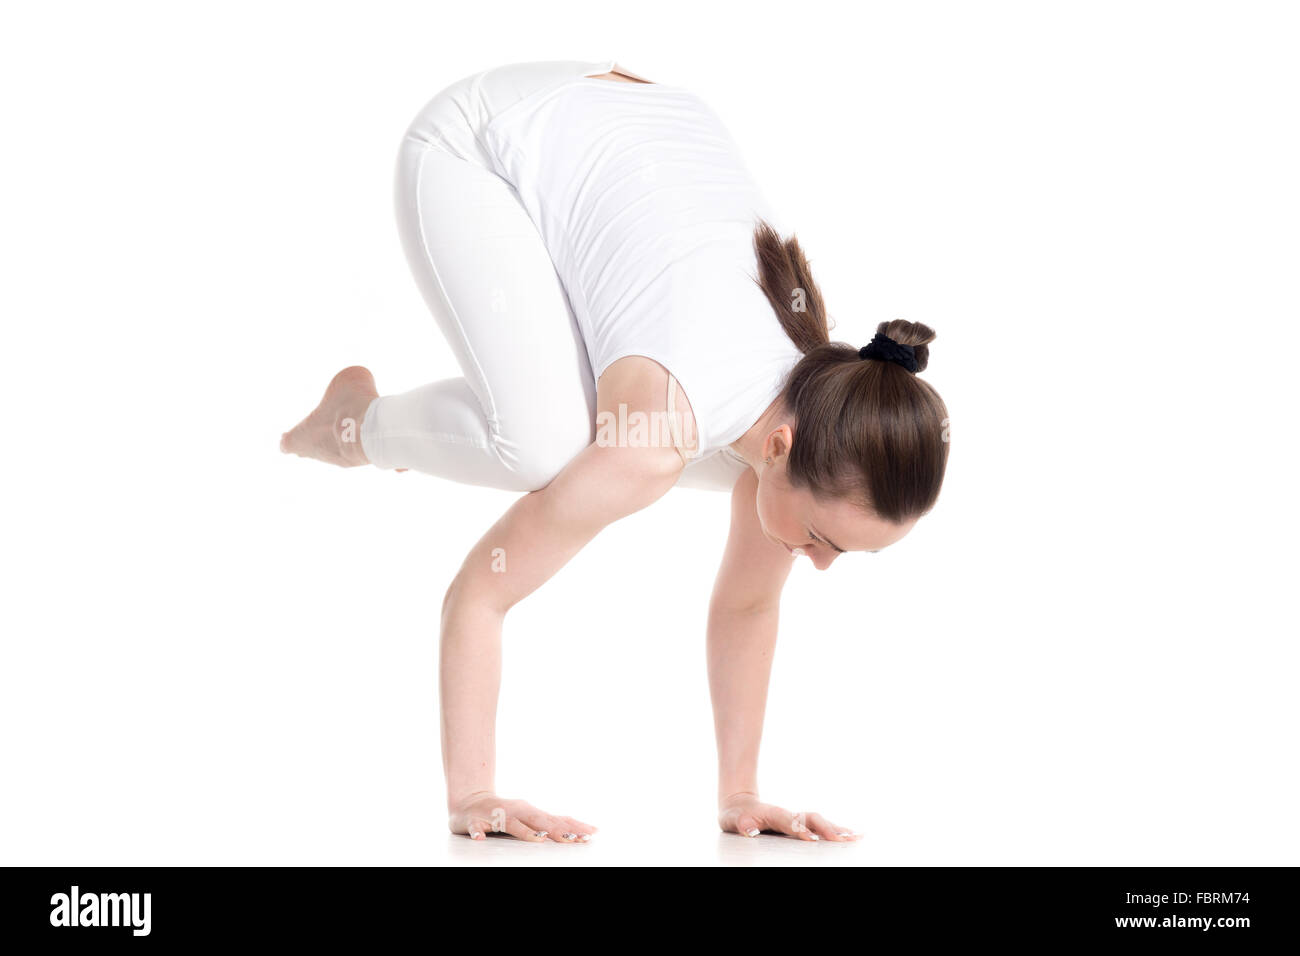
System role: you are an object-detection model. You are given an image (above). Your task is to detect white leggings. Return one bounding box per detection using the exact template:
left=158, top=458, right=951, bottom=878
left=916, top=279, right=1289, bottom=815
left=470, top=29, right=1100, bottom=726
left=360, top=60, right=632, bottom=492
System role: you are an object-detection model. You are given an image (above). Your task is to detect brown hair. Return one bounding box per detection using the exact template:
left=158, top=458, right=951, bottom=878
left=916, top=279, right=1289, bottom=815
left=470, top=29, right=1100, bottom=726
left=751, top=218, right=949, bottom=523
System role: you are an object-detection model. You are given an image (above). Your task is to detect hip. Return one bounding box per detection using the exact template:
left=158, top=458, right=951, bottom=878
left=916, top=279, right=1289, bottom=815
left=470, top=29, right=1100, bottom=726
left=398, top=59, right=624, bottom=167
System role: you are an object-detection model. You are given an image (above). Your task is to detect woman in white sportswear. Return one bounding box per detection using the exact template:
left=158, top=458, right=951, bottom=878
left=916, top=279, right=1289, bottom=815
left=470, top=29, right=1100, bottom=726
left=281, top=59, right=950, bottom=844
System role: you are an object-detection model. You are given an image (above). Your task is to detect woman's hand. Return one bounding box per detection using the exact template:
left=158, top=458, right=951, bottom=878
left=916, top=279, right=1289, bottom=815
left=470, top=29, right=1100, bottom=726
left=718, top=792, right=861, bottom=842
left=449, top=791, right=598, bottom=844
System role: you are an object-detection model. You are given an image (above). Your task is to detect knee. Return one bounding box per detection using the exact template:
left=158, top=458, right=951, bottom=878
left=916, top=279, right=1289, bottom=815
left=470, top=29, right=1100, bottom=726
left=493, top=420, right=592, bottom=491
left=502, top=456, right=566, bottom=492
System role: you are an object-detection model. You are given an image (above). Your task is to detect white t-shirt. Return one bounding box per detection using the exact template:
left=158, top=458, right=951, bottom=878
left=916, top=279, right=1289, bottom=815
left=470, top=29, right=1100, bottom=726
left=482, top=71, right=803, bottom=489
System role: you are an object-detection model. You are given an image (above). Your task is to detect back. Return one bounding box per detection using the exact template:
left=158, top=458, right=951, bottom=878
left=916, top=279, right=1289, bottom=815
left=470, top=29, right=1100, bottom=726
left=483, top=72, right=803, bottom=459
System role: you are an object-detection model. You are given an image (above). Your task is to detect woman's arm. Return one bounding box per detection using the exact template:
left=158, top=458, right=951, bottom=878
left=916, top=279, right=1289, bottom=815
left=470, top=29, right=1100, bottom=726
left=441, top=357, right=687, bottom=840
left=707, top=467, right=793, bottom=800
left=707, top=467, right=861, bottom=841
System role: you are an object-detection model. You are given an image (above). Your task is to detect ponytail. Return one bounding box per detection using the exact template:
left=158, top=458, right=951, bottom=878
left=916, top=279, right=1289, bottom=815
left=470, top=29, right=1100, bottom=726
left=751, top=218, right=831, bottom=354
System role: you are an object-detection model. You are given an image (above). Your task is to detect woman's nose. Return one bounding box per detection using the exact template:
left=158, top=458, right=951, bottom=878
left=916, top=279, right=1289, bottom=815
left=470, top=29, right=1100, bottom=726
left=813, top=552, right=839, bottom=571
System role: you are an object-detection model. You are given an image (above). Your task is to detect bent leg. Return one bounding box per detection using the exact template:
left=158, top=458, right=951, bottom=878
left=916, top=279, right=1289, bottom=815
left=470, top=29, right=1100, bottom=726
left=363, top=136, right=596, bottom=492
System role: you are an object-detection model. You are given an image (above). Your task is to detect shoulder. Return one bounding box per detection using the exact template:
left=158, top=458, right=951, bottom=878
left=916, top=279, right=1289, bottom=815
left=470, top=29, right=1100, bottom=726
left=594, top=355, right=697, bottom=482
left=597, top=355, right=701, bottom=455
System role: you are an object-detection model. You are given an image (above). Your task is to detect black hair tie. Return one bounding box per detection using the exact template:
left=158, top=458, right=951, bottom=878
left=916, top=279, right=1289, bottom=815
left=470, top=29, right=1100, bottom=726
left=858, top=332, right=919, bottom=373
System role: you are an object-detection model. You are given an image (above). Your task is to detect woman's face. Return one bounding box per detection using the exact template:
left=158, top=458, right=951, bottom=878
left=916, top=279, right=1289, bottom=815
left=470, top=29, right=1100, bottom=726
left=755, top=442, right=918, bottom=571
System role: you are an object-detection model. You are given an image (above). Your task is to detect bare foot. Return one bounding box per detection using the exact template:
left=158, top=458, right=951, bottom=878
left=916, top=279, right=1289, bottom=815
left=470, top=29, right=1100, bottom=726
left=280, top=366, right=378, bottom=467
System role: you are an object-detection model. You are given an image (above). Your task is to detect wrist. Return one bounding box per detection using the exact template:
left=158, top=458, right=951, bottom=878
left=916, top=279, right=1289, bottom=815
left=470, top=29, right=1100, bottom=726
left=718, top=763, right=759, bottom=804
left=448, top=787, right=494, bottom=811
left=718, top=788, right=759, bottom=809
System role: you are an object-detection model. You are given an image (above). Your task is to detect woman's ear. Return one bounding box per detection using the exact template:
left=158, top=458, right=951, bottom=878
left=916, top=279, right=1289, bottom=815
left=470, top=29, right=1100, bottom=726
left=762, top=423, right=794, bottom=463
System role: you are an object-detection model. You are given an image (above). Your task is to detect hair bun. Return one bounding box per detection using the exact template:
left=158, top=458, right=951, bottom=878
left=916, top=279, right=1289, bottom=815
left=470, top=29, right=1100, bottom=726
left=875, top=319, right=936, bottom=373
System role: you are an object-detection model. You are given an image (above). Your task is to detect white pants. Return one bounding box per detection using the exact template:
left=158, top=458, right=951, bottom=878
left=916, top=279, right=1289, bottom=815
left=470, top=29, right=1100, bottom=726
left=360, top=59, right=638, bottom=492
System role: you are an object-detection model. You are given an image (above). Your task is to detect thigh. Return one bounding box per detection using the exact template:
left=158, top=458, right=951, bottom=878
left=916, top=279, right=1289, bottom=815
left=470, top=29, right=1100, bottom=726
left=392, top=138, right=597, bottom=460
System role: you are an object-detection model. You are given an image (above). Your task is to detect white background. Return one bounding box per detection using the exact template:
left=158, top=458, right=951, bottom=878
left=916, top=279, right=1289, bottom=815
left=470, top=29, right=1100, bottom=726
left=1, top=1, right=1296, bottom=866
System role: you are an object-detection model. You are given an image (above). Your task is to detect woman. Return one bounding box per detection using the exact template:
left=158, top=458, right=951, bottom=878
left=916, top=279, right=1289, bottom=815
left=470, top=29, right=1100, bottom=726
left=281, top=59, right=949, bottom=844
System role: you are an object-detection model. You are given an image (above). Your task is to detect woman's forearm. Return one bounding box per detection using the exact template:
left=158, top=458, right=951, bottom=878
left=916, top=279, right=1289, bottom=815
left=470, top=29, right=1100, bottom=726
left=707, top=604, right=780, bottom=801
left=439, top=585, right=505, bottom=808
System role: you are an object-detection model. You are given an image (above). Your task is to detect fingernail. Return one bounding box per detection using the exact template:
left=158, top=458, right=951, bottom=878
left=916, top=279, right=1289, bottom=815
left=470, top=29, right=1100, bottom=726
left=470, top=830, right=483, bottom=840
left=562, top=832, right=577, bottom=841
left=745, top=827, right=760, bottom=837
left=534, top=831, right=548, bottom=839
left=576, top=833, right=590, bottom=842
left=810, top=833, right=820, bottom=841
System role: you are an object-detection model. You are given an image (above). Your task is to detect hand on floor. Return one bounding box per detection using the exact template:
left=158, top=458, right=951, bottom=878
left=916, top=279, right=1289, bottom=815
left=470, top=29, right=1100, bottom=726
left=718, top=791, right=861, bottom=842
left=449, top=791, right=597, bottom=843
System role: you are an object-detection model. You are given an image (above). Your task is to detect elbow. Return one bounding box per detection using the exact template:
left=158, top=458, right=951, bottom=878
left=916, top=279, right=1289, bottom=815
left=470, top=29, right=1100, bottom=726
left=441, top=568, right=513, bottom=626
